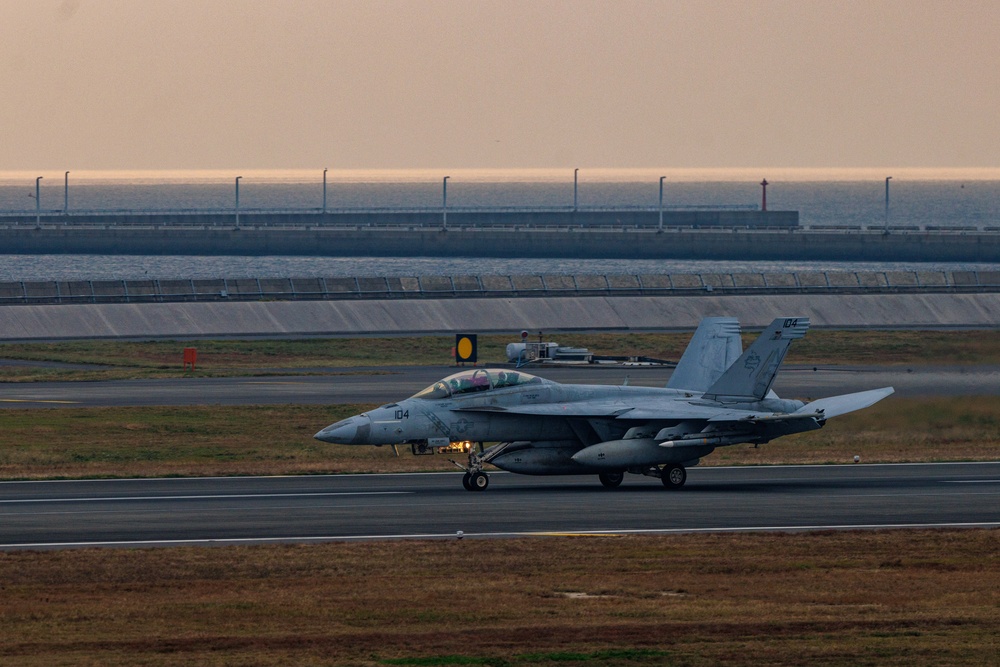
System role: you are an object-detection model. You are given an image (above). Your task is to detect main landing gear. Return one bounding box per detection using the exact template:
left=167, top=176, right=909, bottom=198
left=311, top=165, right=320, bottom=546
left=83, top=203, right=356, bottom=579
left=621, top=463, right=687, bottom=489
left=597, top=463, right=687, bottom=489
left=598, top=471, right=624, bottom=488
left=660, top=464, right=687, bottom=489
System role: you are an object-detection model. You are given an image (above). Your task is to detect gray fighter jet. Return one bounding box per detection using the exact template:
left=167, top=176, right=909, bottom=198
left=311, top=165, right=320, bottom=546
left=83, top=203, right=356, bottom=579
left=315, top=317, right=893, bottom=491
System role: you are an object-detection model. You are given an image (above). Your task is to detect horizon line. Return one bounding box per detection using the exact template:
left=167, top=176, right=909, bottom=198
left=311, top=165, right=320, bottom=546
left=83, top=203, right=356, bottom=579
left=2, top=167, right=1000, bottom=185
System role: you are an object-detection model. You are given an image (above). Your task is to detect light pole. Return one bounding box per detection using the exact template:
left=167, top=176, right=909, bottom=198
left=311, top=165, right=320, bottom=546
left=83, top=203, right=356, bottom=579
left=658, top=176, right=666, bottom=232
left=884, top=176, right=892, bottom=232
left=35, top=176, right=43, bottom=227
left=573, top=169, right=580, bottom=213
left=235, top=176, right=242, bottom=228
left=442, top=176, right=450, bottom=229
left=64, top=171, right=69, bottom=214
left=322, top=167, right=328, bottom=215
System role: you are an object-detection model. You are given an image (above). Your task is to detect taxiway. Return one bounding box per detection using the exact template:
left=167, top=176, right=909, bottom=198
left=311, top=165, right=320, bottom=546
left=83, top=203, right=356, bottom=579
left=0, top=364, right=997, bottom=408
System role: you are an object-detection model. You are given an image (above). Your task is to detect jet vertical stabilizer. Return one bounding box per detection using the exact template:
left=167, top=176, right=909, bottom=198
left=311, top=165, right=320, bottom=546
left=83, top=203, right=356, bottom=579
left=702, top=317, right=810, bottom=401
left=667, top=317, right=743, bottom=392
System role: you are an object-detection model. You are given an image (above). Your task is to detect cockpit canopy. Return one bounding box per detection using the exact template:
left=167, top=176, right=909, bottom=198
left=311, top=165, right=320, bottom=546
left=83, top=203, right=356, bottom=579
left=411, top=369, right=542, bottom=400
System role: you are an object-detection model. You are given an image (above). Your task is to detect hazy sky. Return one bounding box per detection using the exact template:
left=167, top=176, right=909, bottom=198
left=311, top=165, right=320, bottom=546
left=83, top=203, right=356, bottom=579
left=3, top=0, right=998, bottom=170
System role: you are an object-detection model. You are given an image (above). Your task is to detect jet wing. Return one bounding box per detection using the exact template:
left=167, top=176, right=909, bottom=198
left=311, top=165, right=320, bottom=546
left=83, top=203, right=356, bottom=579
left=606, top=403, right=757, bottom=421
left=454, top=398, right=731, bottom=419
left=453, top=401, right=636, bottom=418
left=454, top=387, right=894, bottom=422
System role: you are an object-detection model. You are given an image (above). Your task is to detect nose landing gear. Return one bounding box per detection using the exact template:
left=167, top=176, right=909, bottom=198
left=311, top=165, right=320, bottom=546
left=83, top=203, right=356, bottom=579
left=452, top=442, right=504, bottom=491
left=462, top=471, right=490, bottom=491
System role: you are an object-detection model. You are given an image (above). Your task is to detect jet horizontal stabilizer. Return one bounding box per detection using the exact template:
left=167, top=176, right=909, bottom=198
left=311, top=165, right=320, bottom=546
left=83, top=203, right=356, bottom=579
left=794, top=387, right=895, bottom=420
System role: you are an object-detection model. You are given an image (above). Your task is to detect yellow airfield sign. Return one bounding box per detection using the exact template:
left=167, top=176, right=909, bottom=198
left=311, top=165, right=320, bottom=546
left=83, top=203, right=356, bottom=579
left=455, top=334, right=478, bottom=363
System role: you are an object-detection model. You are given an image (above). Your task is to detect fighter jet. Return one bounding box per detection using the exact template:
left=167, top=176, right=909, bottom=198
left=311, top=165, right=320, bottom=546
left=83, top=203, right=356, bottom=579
left=315, top=317, right=893, bottom=491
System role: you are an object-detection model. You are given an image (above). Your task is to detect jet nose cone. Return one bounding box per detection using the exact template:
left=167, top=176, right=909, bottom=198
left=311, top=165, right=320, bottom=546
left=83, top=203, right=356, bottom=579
left=315, top=417, right=360, bottom=444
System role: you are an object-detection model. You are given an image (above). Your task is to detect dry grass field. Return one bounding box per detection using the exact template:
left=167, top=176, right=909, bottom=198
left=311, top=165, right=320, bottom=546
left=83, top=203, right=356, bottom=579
left=0, top=396, right=997, bottom=480
left=0, top=530, right=996, bottom=666
left=3, top=329, right=991, bottom=480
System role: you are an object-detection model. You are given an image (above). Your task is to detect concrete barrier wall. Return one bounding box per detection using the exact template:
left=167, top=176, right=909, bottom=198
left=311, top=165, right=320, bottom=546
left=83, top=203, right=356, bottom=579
left=2, top=271, right=999, bottom=305
left=0, top=209, right=796, bottom=229
left=1, top=292, right=998, bottom=341
left=2, top=225, right=1000, bottom=261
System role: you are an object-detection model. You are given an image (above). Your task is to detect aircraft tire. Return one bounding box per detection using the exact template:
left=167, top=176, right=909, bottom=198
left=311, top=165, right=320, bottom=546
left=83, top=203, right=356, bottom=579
left=598, top=471, right=625, bottom=488
left=462, top=472, right=473, bottom=491
left=661, top=464, right=686, bottom=489
left=470, top=471, right=489, bottom=491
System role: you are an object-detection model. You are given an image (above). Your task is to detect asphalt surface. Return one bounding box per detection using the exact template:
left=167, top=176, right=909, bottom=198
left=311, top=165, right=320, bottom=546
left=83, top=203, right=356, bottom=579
left=1, top=364, right=998, bottom=408
left=1, top=462, right=997, bottom=549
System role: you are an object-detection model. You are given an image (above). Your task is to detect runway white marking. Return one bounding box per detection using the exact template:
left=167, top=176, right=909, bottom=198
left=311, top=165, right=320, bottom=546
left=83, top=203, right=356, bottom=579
left=942, top=480, right=1000, bottom=483
left=2, top=522, right=998, bottom=550
left=0, top=491, right=411, bottom=505
left=242, top=381, right=314, bottom=385
left=0, top=470, right=468, bottom=485
left=0, top=461, right=993, bottom=486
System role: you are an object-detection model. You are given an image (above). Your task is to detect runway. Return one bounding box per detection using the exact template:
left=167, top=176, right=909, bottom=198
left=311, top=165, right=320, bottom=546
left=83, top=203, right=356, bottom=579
left=0, top=364, right=998, bottom=408
left=2, top=462, right=998, bottom=550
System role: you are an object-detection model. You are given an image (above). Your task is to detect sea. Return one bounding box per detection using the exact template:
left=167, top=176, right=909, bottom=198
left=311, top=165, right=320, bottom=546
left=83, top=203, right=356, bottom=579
left=1, top=168, right=999, bottom=281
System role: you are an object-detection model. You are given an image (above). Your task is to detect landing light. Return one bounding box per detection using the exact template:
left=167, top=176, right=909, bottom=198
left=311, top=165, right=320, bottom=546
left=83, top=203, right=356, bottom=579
left=439, top=440, right=473, bottom=453
left=410, top=440, right=474, bottom=456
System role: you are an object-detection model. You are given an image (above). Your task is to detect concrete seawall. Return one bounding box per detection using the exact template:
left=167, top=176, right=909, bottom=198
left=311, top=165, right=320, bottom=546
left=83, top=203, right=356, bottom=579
left=2, top=270, right=997, bottom=305
left=0, top=209, right=796, bottom=229
left=2, top=292, right=998, bottom=341
left=2, top=224, right=999, bottom=262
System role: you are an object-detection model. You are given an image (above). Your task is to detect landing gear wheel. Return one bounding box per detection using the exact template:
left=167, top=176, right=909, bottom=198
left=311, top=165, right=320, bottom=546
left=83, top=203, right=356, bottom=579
left=599, top=471, right=625, bottom=488
left=462, top=472, right=473, bottom=491
left=469, top=471, right=489, bottom=491
left=661, top=464, right=686, bottom=489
